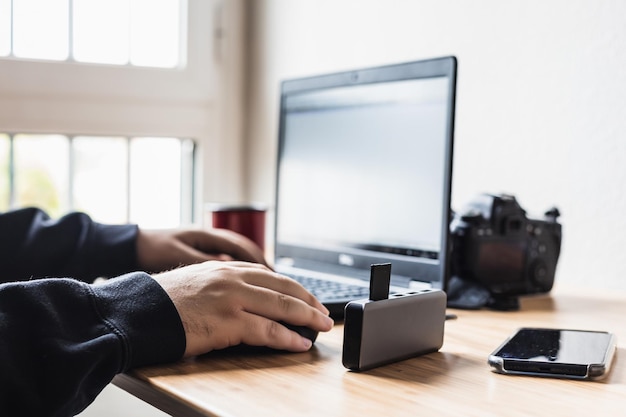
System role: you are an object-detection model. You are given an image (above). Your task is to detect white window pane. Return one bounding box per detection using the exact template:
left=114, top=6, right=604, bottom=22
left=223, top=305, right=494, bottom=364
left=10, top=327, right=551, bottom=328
left=0, top=0, right=11, bottom=56
left=0, top=134, right=9, bottom=211
left=73, top=137, right=128, bottom=223
left=129, top=137, right=181, bottom=228
left=130, top=0, right=181, bottom=68
left=13, top=0, right=69, bottom=61
left=179, top=138, right=195, bottom=224
left=73, top=0, right=130, bottom=65
left=14, top=134, right=69, bottom=218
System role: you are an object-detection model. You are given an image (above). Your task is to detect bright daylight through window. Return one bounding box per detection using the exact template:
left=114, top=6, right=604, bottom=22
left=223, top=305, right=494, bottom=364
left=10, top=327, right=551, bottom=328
left=0, top=0, right=195, bottom=228
left=0, top=0, right=182, bottom=68
left=0, top=135, right=195, bottom=228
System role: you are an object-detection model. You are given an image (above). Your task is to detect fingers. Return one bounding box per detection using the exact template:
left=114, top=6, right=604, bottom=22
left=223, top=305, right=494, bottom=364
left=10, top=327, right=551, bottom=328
left=206, top=262, right=329, bottom=315
left=157, top=260, right=333, bottom=357
left=138, top=227, right=270, bottom=274
left=239, top=283, right=333, bottom=330
left=173, top=241, right=235, bottom=264
left=182, top=228, right=268, bottom=266
left=225, top=267, right=334, bottom=351
left=238, top=313, right=315, bottom=352
left=238, top=268, right=330, bottom=316
left=202, top=261, right=330, bottom=316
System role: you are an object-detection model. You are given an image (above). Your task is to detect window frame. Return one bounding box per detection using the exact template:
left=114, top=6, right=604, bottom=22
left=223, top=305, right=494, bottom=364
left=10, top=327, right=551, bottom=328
left=0, top=0, right=216, bottom=136
left=1, top=132, right=196, bottom=225
left=0, top=0, right=220, bottom=223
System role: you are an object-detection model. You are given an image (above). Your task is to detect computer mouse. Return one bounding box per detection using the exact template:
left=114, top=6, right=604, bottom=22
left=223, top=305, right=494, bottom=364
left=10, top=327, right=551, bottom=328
left=279, top=321, right=319, bottom=344
left=213, top=322, right=318, bottom=356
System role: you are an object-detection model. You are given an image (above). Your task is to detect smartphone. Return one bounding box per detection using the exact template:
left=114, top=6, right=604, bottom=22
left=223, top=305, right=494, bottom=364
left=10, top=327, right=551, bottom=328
left=488, top=328, right=617, bottom=380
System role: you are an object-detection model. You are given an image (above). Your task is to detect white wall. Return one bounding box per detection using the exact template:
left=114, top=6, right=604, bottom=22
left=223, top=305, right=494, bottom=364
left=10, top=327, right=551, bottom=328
left=245, top=0, right=626, bottom=290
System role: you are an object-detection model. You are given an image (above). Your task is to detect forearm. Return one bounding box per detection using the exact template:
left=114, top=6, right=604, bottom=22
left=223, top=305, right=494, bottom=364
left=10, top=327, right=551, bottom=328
left=0, top=208, right=139, bottom=283
left=0, top=272, right=186, bottom=417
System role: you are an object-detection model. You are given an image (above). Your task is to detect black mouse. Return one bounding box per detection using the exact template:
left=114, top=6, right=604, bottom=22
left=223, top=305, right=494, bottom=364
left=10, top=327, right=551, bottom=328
left=214, top=322, right=318, bottom=355
left=279, top=321, right=319, bottom=343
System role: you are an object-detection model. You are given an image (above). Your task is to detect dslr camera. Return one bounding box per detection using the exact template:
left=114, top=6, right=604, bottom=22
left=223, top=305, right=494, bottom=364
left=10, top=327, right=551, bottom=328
left=449, top=194, right=562, bottom=309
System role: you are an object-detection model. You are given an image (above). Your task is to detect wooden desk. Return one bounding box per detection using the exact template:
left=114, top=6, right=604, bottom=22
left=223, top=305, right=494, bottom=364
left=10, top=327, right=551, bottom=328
left=114, top=288, right=625, bottom=416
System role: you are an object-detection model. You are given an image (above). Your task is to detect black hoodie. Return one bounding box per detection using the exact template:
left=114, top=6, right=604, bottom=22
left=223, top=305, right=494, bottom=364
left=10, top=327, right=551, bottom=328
left=0, top=208, right=186, bottom=416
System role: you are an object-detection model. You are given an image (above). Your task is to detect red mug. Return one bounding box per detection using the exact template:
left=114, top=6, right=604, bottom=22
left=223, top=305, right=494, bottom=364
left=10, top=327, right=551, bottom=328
left=206, top=203, right=267, bottom=250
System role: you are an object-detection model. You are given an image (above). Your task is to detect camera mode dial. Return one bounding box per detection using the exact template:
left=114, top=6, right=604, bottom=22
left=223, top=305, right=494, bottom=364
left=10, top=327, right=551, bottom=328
left=529, top=259, right=551, bottom=289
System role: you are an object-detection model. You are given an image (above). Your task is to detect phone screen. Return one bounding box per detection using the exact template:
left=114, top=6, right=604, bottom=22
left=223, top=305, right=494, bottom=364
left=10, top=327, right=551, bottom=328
left=489, top=328, right=616, bottom=379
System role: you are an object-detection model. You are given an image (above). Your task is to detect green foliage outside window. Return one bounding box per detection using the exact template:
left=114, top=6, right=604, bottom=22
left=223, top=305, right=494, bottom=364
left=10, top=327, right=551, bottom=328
left=0, top=133, right=191, bottom=226
left=0, top=135, right=63, bottom=216
left=16, top=167, right=62, bottom=218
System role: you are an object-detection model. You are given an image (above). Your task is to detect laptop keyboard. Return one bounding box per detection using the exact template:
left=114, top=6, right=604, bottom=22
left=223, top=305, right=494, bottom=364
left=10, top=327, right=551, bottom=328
left=288, top=273, right=370, bottom=301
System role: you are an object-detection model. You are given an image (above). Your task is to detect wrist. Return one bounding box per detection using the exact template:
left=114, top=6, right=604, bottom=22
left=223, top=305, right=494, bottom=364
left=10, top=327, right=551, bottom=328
left=90, top=272, right=187, bottom=369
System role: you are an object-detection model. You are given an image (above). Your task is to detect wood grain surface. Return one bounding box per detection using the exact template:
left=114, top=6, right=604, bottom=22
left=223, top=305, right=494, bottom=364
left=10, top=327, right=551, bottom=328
left=114, top=287, right=625, bottom=417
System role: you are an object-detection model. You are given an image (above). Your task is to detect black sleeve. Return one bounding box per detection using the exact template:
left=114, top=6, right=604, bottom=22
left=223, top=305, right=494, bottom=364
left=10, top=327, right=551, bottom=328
left=0, top=272, right=186, bottom=417
left=0, top=208, right=140, bottom=283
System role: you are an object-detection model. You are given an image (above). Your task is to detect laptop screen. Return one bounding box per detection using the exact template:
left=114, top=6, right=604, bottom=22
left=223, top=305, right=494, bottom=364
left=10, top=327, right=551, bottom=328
left=274, top=57, right=456, bottom=289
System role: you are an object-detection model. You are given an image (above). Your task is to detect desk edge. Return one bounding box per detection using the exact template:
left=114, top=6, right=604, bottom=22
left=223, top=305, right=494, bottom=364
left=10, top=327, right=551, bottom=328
left=113, top=373, right=213, bottom=417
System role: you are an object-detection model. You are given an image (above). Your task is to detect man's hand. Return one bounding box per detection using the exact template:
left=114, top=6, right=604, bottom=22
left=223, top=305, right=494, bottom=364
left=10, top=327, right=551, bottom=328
left=136, top=228, right=268, bottom=273
left=155, top=261, right=333, bottom=356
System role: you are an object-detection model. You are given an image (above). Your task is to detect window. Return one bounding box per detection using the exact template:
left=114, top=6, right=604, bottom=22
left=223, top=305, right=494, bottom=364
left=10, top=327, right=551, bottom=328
left=1, top=0, right=183, bottom=68
left=0, top=1, right=221, bottom=227
left=13, top=134, right=70, bottom=217
left=1, top=133, right=195, bottom=228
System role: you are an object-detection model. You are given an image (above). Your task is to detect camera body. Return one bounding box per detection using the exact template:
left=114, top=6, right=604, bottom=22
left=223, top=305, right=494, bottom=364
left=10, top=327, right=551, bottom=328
left=450, top=194, right=562, bottom=298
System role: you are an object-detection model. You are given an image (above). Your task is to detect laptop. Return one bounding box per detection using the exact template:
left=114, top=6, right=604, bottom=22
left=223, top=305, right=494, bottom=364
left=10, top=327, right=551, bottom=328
left=273, top=56, right=457, bottom=319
